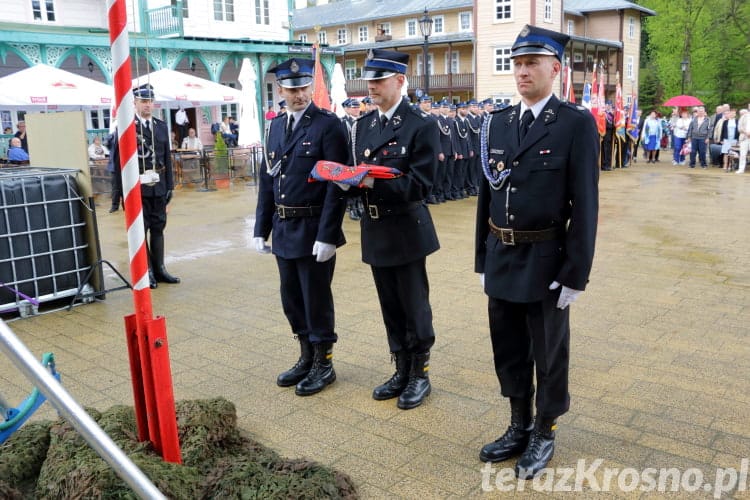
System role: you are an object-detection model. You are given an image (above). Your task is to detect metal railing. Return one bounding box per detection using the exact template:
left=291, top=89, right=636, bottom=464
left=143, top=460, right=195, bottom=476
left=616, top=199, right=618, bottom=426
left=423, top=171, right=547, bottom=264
left=145, top=4, right=184, bottom=38
left=345, top=72, right=475, bottom=95
left=0, top=319, right=165, bottom=499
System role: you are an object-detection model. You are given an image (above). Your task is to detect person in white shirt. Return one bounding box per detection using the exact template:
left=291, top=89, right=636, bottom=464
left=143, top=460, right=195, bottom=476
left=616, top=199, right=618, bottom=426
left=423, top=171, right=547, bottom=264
left=87, top=136, right=109, bottom=160
left=672, top=109, right=691, bottom=165
left=175, top=107, right=189, bottom=142
left=737, top=108, right=749, bottom=174
left=180, top=127, right=203, bottom=151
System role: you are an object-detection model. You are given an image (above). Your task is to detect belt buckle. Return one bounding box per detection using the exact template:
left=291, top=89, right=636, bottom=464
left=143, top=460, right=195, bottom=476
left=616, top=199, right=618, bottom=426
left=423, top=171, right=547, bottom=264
left=499, top=228, right=515, bottom=246
left=368, top=205, right=380, bottom=220
left=277, top=206, right=286, bottom=219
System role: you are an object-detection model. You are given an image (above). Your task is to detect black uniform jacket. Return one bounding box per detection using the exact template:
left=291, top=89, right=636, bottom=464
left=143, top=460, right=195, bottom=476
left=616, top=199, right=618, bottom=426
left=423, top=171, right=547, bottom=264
left=254, top=102, right=349, bottom=260
left=475, top=96, right=599, bottom=302
left=352, top=99, right=441, bottom=267
left=111, top=116, right=173, bottom=198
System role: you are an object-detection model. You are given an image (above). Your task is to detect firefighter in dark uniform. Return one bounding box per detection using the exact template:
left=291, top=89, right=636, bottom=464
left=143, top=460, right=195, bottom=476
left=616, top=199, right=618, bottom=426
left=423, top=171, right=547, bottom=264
left=253, top=58, right=349, bottom=397
left=418, top=95, right=442, bottom=204
left=437, top=100, right=457, bottom=200
left=350, top=48, right=441, bottom=410
left=111, top=83, right=180, bottom=289
left=475, top=25, right=599, bottom=478
left=453, top=101, right=472, bottom=198
left=467, top=99, right=483, bottom=195
left=341, top=98, right=365, bottom=220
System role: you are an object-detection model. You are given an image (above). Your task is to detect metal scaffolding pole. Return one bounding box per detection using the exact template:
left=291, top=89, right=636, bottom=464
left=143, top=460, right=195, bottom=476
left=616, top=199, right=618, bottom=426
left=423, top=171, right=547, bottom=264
left=0, top=320, right=165, bottom=500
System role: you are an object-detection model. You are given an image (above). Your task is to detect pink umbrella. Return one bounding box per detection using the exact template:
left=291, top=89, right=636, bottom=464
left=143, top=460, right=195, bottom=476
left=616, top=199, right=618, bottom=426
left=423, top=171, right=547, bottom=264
left=663, top=95, right=703, bottom=107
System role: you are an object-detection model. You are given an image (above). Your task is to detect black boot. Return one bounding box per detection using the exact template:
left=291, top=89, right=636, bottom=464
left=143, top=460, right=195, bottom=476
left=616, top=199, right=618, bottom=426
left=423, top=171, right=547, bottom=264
left=276, top=335, right=313, bottom=387
left=295, top=342, right=336, bottom=396
left=397, top=351, right=431, bottom=409
left=479, top=395, right=534, bottom=462
left=515, top=417, right=557, bottom=479
left=372, top=351, right=410, bottom=400
left=150, top=233, right=180, bottom=284
left=148, top=268, right=157, bottom=289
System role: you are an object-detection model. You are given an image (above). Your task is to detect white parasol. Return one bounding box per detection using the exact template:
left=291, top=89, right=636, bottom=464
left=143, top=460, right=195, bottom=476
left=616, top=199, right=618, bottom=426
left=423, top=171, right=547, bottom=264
left=237, top=58, right=261, bottom=146
left=330, top=63, right=348, bottom=118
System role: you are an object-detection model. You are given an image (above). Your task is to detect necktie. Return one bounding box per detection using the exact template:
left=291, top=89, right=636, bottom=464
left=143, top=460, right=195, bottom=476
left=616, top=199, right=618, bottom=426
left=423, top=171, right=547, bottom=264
left=285, top=115, right=295, bottom=142
left=519, top=109, right=534, bottom=141
left=380, top=114, right=388, bottom=132
left=143, top=120, right=150, bottom=133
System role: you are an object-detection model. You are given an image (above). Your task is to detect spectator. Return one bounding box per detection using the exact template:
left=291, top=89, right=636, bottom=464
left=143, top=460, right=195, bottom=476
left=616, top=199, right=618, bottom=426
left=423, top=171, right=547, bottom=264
left=180, top=127, right=203, bottom=151
left=720, top=108, right=739, bottom=172
left=641, top=110, right=662, bottom=163
left=175, top=107, right=189, bottom=142
left=737, top=107, right=749, bottom=174
left=7, top=137, right=29, bottom=163
left=219, top=116, right=237, bottom=147
left=672, top=109, right=690, bottom=165
left=14, top=120, right=28, bottom=153
left=686, top=106, right=710, bottom=168
left=88, top=136, right=109, bottom=160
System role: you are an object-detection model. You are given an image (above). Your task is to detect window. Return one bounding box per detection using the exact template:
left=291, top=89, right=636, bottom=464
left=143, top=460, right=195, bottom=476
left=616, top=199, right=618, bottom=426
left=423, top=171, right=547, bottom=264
left=299, top=33, right=308, bottom=43
left=573, top=53, right=583, bottom=63
left=495, top=0, right=512, bottom=21
left=406, top=19, right=417, bottom=37
left=628, top=16, right=635, bottom=39
left=171, top=0, right=188, bottom=18
left=221, top=83, right=238, bottom=119
left=567, top=20, right=574, bottom=36
left=265, top=83, right=274, bottom=111
left=494, top=46, right=512, bottom=73
left=255, top=0, right=269, bottom=25
left=433, top=16, right=444, bottom=34
left=358, top=25, right=368, bottom=42
left=318, top=31, right=327, bottom=45
left=345, top=59, right=358, bottom=80
left=626, top=56, right=634, bottom=80
left=415, top=53, right=433, bottom=76
left=214, top=0, right=234, bottom=21
left=31, top=0, right=56, bottom=21
left=445, top=50, right=459, bottom=74
left=544, top=0, right=552, bottom=22
left=459, top=12, right=472, bottom=31
left=379, top=22, right=391, bottom=36
left=337, top=28, right=348, bottom=45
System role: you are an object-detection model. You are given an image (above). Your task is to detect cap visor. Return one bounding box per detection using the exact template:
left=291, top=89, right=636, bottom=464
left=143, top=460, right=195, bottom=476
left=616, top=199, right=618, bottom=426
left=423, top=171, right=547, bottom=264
left=510, top=47, right=559, bottom=59
left=361, top=70, right=396, bottom=81
left=277, top=76, right=313, bottom=88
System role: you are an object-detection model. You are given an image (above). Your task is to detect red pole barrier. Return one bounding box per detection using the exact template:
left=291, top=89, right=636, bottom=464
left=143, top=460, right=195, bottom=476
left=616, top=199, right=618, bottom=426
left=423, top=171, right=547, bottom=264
left=107, top=0, right=181, bottom=464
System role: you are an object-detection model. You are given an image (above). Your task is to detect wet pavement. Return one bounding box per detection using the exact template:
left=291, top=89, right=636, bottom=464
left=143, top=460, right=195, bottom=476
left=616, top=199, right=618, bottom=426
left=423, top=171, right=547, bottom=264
left=2, top=163, right=750, bottom=498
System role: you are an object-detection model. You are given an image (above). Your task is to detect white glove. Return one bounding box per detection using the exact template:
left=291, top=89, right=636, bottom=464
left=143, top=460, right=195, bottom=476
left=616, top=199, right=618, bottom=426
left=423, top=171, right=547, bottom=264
left=333, top=181, right=351, bottom=191
left=253, top=236, right=271, bottom=254
left=549, top=281, right=583, bottom=309
left=312, top=241, right=336, bottom=262
left=361, top=176, right=375, bottom=188
left=479, top=273, right=485, bottom=287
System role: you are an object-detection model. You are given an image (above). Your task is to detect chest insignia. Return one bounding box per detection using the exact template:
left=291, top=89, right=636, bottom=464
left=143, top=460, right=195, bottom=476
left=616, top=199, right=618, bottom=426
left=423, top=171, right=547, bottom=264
left=364, top=148, right=371, bottom=158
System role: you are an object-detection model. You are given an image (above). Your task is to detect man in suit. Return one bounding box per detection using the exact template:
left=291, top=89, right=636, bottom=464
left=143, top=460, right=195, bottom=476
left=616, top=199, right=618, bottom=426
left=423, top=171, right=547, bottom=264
left=253, top=58, right=349, bottom=397
left=111, top=83, right=180, bottom=289
left=350, top=48, right=441, bottom=410
left=475, top=25, right=599, bottom=478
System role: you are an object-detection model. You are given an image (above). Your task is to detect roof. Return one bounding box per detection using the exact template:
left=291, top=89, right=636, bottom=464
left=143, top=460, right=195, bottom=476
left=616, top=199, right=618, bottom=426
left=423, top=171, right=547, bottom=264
left=564, top=0, right=656, bottom=17
left=291, top=0, right=474, bottom=30
left=339, top=32, right=474, bottom=53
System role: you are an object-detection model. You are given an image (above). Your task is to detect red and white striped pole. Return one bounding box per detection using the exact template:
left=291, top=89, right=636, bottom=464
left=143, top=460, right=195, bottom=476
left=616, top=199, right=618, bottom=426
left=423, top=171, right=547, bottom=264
left=107, top=0, right=181, bottom=464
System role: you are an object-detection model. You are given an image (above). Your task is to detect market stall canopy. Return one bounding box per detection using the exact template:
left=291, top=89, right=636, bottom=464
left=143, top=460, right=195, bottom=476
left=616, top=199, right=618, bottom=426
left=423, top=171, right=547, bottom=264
left=0, top=64, right=113, bottom=110
left=132, top=69, right=243, bottom=109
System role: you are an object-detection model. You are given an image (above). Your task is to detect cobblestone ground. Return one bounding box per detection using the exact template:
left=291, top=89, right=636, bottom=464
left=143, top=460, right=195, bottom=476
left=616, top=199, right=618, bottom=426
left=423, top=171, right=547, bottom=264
left=2, top=164, right=750, bottom=498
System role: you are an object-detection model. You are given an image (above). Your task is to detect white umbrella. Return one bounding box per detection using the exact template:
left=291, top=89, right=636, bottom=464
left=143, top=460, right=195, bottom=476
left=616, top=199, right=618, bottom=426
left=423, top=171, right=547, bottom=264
left=0, top=64, right=113, bottom=110
left=330, top=63, right=348, bottom=118
left=237, top=58, right=261, bottom=146
left=132, top=69, right=243, bottom=109
left=401, top=75, right=409, bottom=97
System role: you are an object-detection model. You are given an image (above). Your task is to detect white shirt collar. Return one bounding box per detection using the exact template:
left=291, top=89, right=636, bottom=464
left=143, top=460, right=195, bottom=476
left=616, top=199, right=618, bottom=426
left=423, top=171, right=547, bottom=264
left=519, top=93, right=554, bottom=120
left=380, top=100, right=401, bottom=122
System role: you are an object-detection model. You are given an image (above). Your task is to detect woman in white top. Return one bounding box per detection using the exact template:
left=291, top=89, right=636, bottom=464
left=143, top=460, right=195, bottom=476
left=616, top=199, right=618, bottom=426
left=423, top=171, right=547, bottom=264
left=672, top=109, right=691, bottom=165
left=88, top=136, right=109, bottom=160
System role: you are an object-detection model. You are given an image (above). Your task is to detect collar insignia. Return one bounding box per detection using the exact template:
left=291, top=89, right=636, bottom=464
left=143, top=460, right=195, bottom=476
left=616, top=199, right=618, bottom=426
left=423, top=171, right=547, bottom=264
left=392, top=115, right=402, bottom=127
left=290, top=60, right=299, bottom=73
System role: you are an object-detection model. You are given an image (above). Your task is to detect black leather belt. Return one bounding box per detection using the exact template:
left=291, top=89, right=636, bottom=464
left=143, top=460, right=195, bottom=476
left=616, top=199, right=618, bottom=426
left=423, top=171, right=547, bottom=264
left=488, top=218, right=563, bottom=245
left=366, top=201, right=423, bottom=220
left=275, top=204, right=322, bottom=219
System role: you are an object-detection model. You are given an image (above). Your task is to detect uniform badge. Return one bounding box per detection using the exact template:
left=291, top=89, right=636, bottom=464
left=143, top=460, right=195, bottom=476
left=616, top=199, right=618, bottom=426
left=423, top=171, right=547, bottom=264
left=290, top=60, right=299, bottom=73
left=270, top=151, right=275, bottom=159
left=543, top=108, right=555, bottom=122
left=490, top=149, right=504, bottom=154
left=392, top=115, right=402, bottom=127
left=364, top=148, right=371, bottom=158
left=401, top=146, right=406, bottom=154
left=507, top=109, right=517, bottom=125
left=367, top=49, right=374, bottom=60
left=497, top=161, right=505, bottom=171
left=370, top=117, right=378, bottom=129
left=520, top=26, right=530, bottom=36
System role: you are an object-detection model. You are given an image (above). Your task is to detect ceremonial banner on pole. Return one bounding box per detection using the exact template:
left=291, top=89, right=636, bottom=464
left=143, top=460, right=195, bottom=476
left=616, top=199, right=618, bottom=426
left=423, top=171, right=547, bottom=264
left=615, top=75, right=626, bottom=142
left=312, top=43, right=332, bottom=111
left=595, top=64, right=606, bottom=136
left=627, top=94, right=639, bottom=141
left=581, top=82, right=592, bottom=110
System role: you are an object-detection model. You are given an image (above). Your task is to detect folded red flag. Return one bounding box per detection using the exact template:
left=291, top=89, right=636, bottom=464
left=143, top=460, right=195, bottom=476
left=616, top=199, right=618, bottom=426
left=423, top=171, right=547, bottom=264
left=309, top=160, right=403, bottom=186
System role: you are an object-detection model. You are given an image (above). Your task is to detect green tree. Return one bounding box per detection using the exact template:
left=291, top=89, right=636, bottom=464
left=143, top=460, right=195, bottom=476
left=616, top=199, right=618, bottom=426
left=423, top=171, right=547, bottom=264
left=639, top=64, right=663, bottom=112
left=640, top=0, right=750, bottom=107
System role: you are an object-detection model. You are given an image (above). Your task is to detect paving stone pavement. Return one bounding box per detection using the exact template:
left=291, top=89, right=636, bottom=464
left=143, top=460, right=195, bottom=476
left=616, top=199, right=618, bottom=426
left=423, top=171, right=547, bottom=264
left=2, top=164, right=750, bottom=498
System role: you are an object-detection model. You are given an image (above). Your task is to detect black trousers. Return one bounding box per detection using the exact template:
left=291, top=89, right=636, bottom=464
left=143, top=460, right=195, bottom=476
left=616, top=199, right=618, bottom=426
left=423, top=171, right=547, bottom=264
left=371, top=258, right=435, bottom=353
left=442, top=157, right=455, bottom=199
left=276, top=254, right=337, bottom=344
left=488, top=293, right=570, bottom=419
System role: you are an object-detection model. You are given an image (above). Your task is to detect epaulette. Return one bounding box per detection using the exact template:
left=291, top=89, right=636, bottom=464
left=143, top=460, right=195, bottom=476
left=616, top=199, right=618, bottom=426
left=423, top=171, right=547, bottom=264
left=361, top=109, right=378, bottom=120
left=317, top=107, right=336, bottom=117
left=490, top=106, right=513, bottom=115
left=560, top=101, right=589, bottom=114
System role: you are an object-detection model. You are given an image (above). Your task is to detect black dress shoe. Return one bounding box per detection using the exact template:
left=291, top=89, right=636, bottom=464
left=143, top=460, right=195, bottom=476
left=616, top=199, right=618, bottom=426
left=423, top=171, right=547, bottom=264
left=154, top=267, right=180, bottom=284
left=109, top=207, right=118, bottom=213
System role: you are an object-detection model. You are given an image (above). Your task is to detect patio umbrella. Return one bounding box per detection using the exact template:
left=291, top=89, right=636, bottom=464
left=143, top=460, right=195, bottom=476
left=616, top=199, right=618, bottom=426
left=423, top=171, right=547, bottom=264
left=237, top=58, right=261, bottom=146
left=132, top=69, right=243, bottom=109
left=330, top=63, right=348, bottom=118
left=663, top=95, right=703, bottom=107
left=0, top=64, right=113, bottom=110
